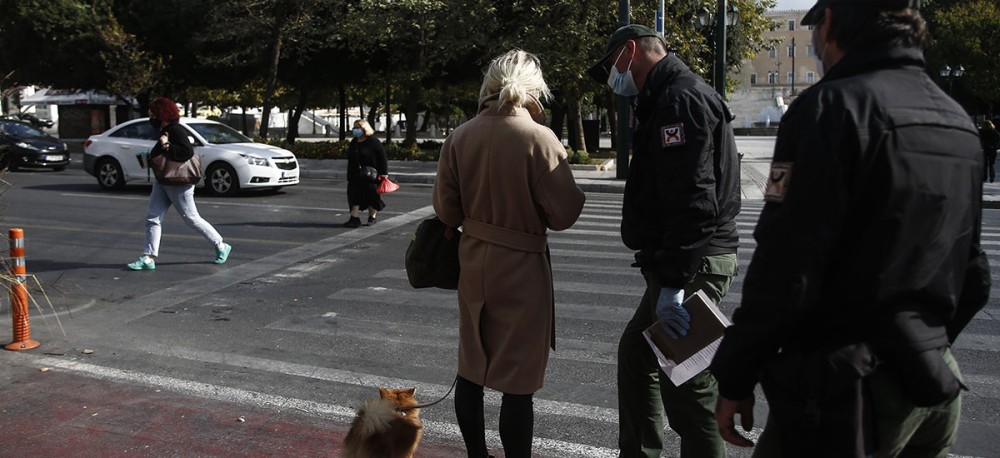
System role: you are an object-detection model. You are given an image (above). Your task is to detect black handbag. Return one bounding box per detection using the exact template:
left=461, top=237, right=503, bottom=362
left=150, top=152, right=202, bottom=185
left=405, top=217, right=461, bottom=289
left=361, top=166, right=379, bottom=182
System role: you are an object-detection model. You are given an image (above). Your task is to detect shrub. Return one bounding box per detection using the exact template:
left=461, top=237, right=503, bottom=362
left=566, top=147, right=590, bottom=164
left=262, top=138, right=443, bottom=161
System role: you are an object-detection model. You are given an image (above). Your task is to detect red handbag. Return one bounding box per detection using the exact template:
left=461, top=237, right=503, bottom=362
left=376, top=176, right=400, bottom=194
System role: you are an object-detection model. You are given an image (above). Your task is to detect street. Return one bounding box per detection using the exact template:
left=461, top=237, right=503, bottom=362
left=0, top=161, right=997, bottom=457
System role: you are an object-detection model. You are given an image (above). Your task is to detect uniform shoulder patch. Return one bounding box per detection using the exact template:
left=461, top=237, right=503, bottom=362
left=764, top=162, right=793, bottom=203
left=660, top=123, right=685, bottom=148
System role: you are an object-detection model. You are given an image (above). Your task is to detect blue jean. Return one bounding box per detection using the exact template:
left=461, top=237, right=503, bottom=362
left=143, top=181, right=223, bottom=257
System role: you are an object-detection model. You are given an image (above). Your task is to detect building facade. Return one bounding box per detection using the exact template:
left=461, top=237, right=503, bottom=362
left=728, top=10, right=814, bottom=128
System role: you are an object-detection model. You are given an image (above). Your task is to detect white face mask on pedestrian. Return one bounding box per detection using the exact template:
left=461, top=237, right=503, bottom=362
left=607, top=46, right=639, bottom=97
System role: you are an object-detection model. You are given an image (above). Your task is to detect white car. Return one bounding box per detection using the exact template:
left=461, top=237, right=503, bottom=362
left=83, top=117, right=299, bottom=196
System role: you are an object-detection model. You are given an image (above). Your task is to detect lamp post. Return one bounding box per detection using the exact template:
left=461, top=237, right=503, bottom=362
left=697, top=2, right=739, bottom=97
left=615, top=0, right=630, bottom=179
left=939, top=64, right=965, bottom=95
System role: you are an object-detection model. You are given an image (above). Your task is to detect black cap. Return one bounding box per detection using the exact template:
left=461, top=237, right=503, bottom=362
left=587, top=24, right=663, bottom=84
left=802, top=0, right=918, bottom=25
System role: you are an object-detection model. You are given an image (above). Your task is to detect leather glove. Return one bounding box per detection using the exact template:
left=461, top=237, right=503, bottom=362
left=656, top=287, right=689, bottom=338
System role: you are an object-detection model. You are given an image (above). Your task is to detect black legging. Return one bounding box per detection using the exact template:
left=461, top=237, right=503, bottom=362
left=454, top=376, right=534, bottom=458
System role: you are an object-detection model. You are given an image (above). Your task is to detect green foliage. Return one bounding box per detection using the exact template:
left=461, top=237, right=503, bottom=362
left=266, top=139, right=349, bottom=159
left=259, top=138, right=442, bottom=161
left=0, top=0, right=781, bottom=128
left=927, top=0, right=1000, bottom=108
left=566, top=146, right=589, bottom=165
left=384, top=141, right=441, bottom=161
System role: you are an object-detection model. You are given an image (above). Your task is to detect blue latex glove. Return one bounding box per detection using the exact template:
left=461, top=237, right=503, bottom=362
left=656, top=287, right=690, bottom=338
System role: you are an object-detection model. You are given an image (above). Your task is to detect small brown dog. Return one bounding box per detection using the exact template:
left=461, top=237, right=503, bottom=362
left=343, top=387, right=423, bottom=458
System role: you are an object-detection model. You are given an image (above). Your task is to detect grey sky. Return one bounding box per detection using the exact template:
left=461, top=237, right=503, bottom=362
left=773, top=0, right=813, bottom=11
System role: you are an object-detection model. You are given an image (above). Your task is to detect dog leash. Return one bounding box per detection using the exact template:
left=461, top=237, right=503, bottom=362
left=401, top=375, right=459, bottom=411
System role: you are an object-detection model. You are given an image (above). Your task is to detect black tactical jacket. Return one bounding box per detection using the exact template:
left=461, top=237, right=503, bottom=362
left=621, top=54, right=741, bottom=288
left=712, top=43, right=991, bottom=401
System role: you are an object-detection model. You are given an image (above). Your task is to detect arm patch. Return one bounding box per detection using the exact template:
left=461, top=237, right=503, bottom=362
left=764, top=162, right=793, bottom=203
left=660, top=123, right=686, bottom=148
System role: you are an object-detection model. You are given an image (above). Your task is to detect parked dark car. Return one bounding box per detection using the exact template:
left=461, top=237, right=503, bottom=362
left=0, top=113, right=54, bottom=129
left=0, top=119, right=70, bottom=171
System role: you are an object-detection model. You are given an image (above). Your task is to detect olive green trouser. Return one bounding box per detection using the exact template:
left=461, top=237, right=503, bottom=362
left=617, top=253, right=738, bottom=458
left=753, top=347, right=963, bottom=458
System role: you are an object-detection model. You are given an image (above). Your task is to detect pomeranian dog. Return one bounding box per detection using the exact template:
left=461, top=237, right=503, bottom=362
left=343, top=387, right=423, bottom=458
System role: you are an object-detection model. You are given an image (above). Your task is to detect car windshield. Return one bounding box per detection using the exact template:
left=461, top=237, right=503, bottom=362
left=187, top=122, right=253, bottom=144
left=0, top=121, right=47, bottom=138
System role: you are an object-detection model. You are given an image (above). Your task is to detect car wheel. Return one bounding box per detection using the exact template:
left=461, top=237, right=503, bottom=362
left=206, top=162, right=240, bottom=197
left=0, top=149, right=8, bottom=171
left=96, top=157, right=125, bottom=190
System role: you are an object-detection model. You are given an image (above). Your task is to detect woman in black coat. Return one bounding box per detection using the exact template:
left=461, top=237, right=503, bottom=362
left=981, top=120, right=999, bottom=183
left=344, top=119, right=388, bottom=227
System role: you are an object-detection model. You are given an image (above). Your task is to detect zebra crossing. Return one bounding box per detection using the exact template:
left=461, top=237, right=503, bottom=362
left=371, top=194, right=996, bottom=457
left=281, top=194, right=996, bottom=457
left=24, top=192, right=994, bottom=457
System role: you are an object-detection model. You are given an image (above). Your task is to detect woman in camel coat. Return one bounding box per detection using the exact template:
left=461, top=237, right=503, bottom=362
left=432, top=49, right=585, bottom=458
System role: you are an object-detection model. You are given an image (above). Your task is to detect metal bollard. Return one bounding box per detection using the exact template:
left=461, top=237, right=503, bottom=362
left=5, top=228, right=39, bottom=351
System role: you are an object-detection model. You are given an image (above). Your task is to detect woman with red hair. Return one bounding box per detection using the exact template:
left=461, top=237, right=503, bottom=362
left=127, top=97, right=231, bottom=270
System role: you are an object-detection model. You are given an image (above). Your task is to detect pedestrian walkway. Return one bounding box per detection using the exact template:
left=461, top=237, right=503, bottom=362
left=295, top=135, right=776, bottom=200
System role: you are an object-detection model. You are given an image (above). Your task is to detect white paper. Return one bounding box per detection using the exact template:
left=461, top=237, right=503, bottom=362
left=641, top=290, right=731, bottom=386
left=643, top=331, right=723, bottom=386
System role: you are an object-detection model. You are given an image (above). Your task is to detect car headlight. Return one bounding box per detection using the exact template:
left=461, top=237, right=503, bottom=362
left=15, top=142, right=39, bottom=151
left=240, top=154, right=269, bottom=167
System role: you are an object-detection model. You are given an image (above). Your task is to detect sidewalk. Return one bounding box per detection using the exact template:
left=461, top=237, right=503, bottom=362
left=1, top=358, right=467, bottom=457
left=295, top=143, right=774, bottom=200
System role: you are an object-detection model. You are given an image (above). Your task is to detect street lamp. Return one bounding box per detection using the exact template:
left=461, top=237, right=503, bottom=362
left=697, top=1, right=738, bottom=97
left=939, top=64, right=965, bottom=95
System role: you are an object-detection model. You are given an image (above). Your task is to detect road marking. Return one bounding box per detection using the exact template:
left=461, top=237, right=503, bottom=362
left=3, top=220, right=304, bottom=247
left=62, top=205, right=438, bottom=329
left=953, top=333, right=1000, bottom=353
left=20, top=355, right=619, bottom=458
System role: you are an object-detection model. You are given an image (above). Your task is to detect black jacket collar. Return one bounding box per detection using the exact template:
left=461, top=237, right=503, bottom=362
left=639, top=54, right=691, bottom=101
left=821, top=43, right=925, bottom=83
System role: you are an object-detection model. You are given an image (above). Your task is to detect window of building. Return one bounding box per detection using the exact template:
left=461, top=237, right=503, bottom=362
left=751, top=73, right=758, bottom=85
left=787, top=45, right=795, bottom=58
left=807, top=44, right=814, bottom=56
left=768, top=72, right=777, bottom=84
left=788, top=20, right=796, bottom=31
left=768, top=47, right=777, bottom=58
left=807, top=72, right=815, bottom=83
left=787, top=72, right=794, bottom=84
left=770, top=20, right=780, bottom=31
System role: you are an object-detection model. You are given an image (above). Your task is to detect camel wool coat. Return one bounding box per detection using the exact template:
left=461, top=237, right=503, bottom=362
left=433, top=96, right=585, bottom=394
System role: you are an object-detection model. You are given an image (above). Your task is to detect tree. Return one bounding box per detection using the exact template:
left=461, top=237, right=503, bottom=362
left=95, top=9, right=164, bottom=108
left=926, top=0, right=1000, bottom=114
left=344, top=0, right=499, bottom=147
left=199, top=0, right=339, bottom=139
left=0, top=0, right=112, bottom=89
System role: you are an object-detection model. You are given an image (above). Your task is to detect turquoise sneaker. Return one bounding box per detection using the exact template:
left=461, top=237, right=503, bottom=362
left=214, top=243, right=232, bottom=264
left=127, top=257, right=155, bottom=271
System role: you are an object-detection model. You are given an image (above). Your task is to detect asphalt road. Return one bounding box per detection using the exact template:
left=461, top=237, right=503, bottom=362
left=0, top=166, right=997, bottom=457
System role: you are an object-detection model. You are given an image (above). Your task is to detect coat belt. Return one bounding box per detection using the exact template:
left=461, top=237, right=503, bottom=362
left=462, top=218, right=547, bottom=253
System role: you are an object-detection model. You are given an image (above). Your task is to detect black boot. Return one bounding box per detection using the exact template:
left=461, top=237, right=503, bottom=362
left=367, top=216, right=377, bottom=226
left=343, top=216, right=361, bottom=228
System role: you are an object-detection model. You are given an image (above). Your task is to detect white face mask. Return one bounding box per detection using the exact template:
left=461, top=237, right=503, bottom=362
left=607, top=46, right=639, bottom=97
left=816, top=42, right=829, bottom=78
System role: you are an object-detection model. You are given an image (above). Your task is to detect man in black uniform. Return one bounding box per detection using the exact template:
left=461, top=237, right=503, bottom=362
left=588, top=24, right=741, bottom=458
left=710, top=1, right=991, bottom=457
